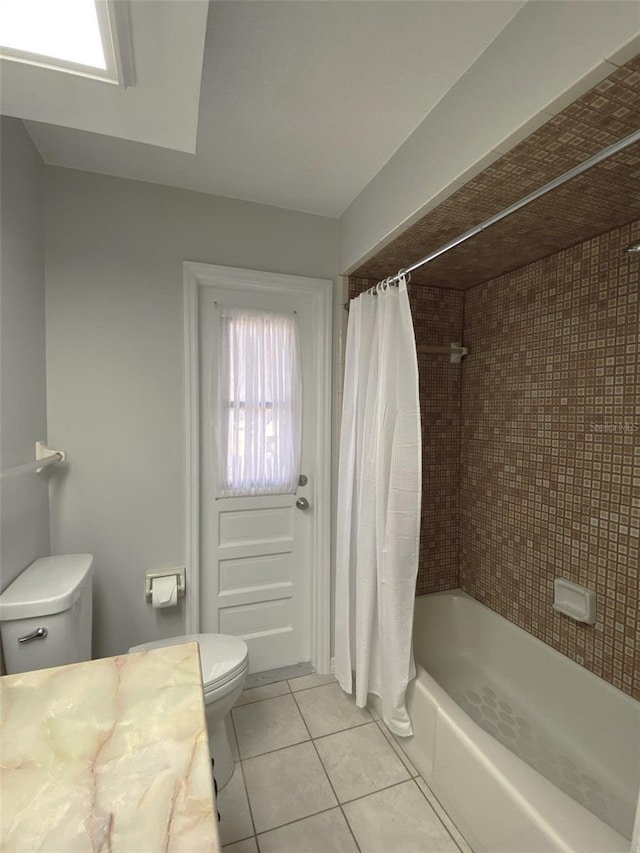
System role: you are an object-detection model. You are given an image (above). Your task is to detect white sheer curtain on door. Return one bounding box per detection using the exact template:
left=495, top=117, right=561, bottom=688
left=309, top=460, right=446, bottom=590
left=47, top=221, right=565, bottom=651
left=215, top=306, right=302, bottom=497
left=334, top=275, right=422, bottom=737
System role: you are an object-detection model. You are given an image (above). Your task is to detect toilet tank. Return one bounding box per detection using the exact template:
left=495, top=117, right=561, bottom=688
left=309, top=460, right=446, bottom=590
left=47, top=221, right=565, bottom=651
left=0, top=554, right=93, bottom=674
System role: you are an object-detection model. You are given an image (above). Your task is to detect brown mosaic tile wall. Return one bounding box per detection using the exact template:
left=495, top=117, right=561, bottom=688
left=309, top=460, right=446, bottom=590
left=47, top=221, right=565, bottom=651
left=460, top=221, right=640, bottom=700
left=349, top=277, right=463, bottom=594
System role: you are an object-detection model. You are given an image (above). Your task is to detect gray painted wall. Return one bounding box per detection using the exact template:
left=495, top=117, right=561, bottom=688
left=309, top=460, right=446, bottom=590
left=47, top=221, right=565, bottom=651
left=0, top=117, right=50, bottom=596
left=45, top=167, right=339, bottom=659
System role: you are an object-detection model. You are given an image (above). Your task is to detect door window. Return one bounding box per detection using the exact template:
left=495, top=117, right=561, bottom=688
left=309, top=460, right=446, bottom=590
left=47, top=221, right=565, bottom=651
left=215, top=306, right=301, bottom=497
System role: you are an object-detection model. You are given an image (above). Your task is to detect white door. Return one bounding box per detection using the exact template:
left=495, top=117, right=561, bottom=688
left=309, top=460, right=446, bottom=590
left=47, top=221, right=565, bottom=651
left=185, top=263, right=332, bottom=674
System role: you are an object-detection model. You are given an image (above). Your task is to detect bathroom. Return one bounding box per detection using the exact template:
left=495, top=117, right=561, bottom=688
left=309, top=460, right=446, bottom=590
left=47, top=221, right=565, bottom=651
left=0, top=2, right=639, bottom=851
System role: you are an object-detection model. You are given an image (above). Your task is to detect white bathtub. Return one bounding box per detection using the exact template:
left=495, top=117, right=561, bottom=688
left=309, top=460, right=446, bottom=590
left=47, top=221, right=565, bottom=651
left=398, top=590, right=640, bottom=853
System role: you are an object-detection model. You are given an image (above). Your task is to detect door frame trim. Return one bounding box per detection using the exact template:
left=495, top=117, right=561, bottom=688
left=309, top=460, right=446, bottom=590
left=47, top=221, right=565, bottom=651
left=183, top=261, right=333, bottom=674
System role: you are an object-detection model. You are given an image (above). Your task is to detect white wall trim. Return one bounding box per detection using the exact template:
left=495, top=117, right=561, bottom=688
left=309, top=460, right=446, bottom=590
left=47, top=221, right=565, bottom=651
left=183, top=261, right=333, bottom=674
left=184, top=267, right=200, bottom=637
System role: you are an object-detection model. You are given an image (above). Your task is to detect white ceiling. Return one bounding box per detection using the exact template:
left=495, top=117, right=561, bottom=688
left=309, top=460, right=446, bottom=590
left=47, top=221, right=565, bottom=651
left=21, top=0, right=526, bottom=217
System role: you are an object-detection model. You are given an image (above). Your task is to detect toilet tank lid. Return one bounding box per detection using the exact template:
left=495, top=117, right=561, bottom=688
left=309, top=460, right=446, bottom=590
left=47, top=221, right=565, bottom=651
left=0, top=554, right=93, bottom=621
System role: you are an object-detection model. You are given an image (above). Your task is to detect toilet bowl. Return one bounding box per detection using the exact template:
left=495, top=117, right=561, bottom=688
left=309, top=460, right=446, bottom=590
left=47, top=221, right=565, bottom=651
left=129, top=633, right=248, bottom=789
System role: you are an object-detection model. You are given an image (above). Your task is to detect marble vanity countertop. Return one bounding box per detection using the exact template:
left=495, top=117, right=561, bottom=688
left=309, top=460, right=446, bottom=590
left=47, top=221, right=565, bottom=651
left=0, top=642, right=220, bottom=852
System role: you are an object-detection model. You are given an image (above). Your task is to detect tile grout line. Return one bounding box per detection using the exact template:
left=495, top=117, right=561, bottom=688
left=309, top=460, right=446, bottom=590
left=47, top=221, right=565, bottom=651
left=412, top=776, right=471, bottom=853
left=286, top=677, right=338, bottom=695
left=233, top=691, right=310, bottom=760
left=239, top=675, right=336, bottom=705
left=221, top=833, right=255, bottom=849
left=237, top=719, right=377, bottom=763
left=301, top=716, right=376, bottom=741
left=229, top=712, right=259, bottom=847
left=254, top=804, right=350, bottom=844
left=372, top=718, right=419, bottom=777
left=338, top=776, right=420, bottom=808
left=243, top=774, right=428, bottom=846
left=411, top=778, right=464, bottom=853
left=290, top=688, right=363, bottom=853
left=237, top=734, right=311, bottom=762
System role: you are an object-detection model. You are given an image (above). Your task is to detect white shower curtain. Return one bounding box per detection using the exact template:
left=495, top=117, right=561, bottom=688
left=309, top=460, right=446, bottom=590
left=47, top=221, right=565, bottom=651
left=335, top=275, right=422, bottom=737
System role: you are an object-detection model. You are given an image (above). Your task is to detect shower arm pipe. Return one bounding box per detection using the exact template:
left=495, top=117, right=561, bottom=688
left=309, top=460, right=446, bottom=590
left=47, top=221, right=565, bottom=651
left=0, top=442, right=66, bottom=480
left=376, top=128, right=640, bottom=287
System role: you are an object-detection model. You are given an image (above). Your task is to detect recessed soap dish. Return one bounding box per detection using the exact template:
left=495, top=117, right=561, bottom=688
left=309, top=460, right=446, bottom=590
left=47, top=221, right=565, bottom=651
left=553, top=578, right=596, bottom=624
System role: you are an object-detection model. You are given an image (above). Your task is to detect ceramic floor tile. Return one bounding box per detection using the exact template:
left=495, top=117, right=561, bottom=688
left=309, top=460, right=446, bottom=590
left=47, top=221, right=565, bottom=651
left=343, top=780, right=459, bottom=853
left=375, top=720, right=420, bottom=777
left=235, top=681, right=290, bottom=707
left=222, top=838, right=258, bottom=853
left=315, top=722, right=410, bottom=802
left=416, top=777, right=473, bottom=853
left=216, top=766, right=254, bottom=846
left=257, top=808, right=359, bottom=853
left=232, top=694, right=309, bottom=758
left=288, top=673, right=337, bottom=692
left=242, top=741, right=337, bottom=833
left=294, top=682, right=371, bottom=737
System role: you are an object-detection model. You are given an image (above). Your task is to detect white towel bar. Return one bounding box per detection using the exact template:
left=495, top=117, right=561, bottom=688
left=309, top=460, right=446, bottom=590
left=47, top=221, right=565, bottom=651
left=0, top=442, right=66, bottom=480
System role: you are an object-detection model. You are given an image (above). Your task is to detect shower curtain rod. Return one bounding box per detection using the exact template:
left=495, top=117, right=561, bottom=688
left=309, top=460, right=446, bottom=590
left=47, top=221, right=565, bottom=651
left=345, top=127, right=640, bottom=298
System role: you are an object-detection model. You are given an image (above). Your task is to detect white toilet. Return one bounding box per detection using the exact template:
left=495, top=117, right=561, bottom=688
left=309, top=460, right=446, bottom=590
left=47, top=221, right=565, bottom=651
left=130, top=633, right=248, bottom=789
left=0, top=554, right=248, bottom=790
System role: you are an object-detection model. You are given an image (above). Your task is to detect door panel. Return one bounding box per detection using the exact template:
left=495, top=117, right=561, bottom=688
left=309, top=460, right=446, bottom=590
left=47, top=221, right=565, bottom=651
left=219, top=506, right=293, bottom=545
left=218, top=553, right=292, bottom=595
left=219, top=599, right=295, bottom=672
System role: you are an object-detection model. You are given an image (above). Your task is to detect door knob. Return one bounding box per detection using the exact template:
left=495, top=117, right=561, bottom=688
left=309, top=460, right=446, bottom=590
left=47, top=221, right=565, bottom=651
left=296, top=497, right=310, bottom=511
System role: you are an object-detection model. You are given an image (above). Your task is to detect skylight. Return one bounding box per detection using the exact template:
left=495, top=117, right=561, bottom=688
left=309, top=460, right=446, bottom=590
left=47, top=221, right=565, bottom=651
left=0, top=0, right=137, bottom=84
left=0, top=0, right=105, bottom=69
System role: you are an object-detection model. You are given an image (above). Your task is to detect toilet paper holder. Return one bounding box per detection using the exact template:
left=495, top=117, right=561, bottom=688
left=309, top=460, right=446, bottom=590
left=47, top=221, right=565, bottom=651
left=145, top=567, right=186, bottom=603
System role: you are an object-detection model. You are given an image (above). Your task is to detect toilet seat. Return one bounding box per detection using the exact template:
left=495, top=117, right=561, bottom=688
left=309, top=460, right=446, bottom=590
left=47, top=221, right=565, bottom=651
left=129, top=633, right=248, bottom=694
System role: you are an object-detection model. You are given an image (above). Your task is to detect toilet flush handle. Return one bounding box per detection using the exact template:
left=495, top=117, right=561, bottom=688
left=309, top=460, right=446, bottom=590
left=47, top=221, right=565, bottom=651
left=17, top=627, right=48, bottom=643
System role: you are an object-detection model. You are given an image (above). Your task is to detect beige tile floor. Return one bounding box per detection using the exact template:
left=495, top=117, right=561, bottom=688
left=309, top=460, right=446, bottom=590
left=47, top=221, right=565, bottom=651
left=217, top=674, right=473, bottom=852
